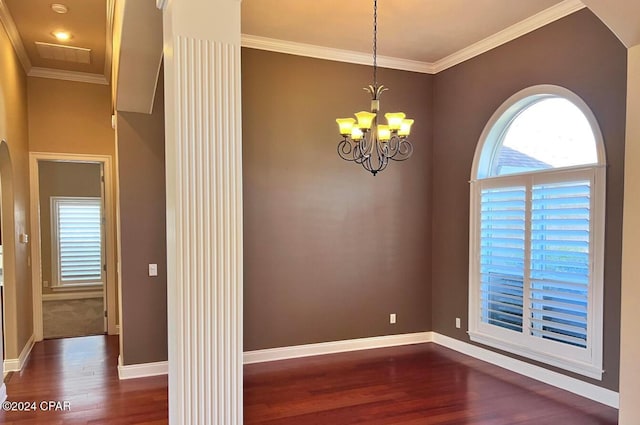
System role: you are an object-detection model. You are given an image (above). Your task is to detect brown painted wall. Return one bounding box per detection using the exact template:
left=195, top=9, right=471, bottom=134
left=242, top=49, right=433, bottom=350
left=38, top=161, right=102, bottom=295
left=117, top=79, right=167, bottom=365
left=0, top=21, right=32, bottom=360
left=431, top=9, right=626, bottom=390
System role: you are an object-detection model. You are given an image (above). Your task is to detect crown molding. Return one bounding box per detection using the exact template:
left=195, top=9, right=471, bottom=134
left=432, top=0, right=586, bottom=72
left=242, top=0, right=585, bottom=75
left=2, top=0, right=584, bottom=81
left=241, top=34, right=436, bottom=74
left=28, top=67, right=108, bottom=85
left=0, top=0, right=32, bottom=73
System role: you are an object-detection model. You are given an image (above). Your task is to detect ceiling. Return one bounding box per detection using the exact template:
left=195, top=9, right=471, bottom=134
left=2, top=0, right=638, bottom=96
left=5, top=0, right=106, bottom=74
left=1, top=0, right=584, bottom=87
left=241, top=0, right=566, bottom=63
left=0, top=0, right=110, bottom=84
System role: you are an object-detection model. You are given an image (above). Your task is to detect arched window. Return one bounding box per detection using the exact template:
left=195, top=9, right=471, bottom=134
left=469, top=85, right=605, bottom=379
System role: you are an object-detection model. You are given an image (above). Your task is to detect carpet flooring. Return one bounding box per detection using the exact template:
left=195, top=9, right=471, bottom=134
left=43, top=298, right=105, bottom=339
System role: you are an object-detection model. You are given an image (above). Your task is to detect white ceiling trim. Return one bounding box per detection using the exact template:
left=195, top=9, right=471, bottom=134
left=242, top=0, right=586, bottom=75
left=0, top=0, right=32, bottom=73
left=241, top=34, right=437, bottom=74
left=28, top=67, right=108, bottom=85
left=433, top=0, right=586, bottom=72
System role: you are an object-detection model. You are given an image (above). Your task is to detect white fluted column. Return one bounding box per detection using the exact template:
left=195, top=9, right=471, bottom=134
left=161, top=1, right=242, bottom=424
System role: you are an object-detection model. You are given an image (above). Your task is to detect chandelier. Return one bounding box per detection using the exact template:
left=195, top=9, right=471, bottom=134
left=335, top=0, right=414, bottom=176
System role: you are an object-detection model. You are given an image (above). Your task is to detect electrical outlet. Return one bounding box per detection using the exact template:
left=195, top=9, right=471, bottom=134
left=455, top=317, right=461, bottom=329
left=390, top=313, right=397, bottom=324
left=148, top=264, right=158, bottom=277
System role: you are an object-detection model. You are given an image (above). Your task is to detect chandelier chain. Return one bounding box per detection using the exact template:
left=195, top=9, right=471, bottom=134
left=373, top=0, right=377, bottom=87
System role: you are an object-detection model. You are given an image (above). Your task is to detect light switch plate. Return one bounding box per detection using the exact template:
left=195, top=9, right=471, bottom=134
left=149, top=264, right=158, bottom=277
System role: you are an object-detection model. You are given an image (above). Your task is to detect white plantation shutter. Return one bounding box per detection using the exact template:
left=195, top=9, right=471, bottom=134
left=52, top=197, right=104, bottom=286
left=472, top=169, right=601, bottom=377
left=478, top=176, right=592, bottom=348
left=480, top=186, right=526, bottom=333
left=530, top=180, right=590, bottom=348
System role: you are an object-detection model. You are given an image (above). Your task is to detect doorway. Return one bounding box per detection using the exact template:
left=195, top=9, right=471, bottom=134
left=40, top=161, right=104, bottom=338
left=30, top=153, right=117, bottom=341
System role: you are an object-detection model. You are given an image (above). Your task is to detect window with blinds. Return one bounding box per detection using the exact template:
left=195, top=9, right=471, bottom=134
left=469, top=86, right=605, bottom=379
left=479, top=178, right=591, bottom=348
left=530, top=180, right=590, bottom=348
left=480, top=186, right=525, bottom=333
left=51, top=197, right=104, bottom=287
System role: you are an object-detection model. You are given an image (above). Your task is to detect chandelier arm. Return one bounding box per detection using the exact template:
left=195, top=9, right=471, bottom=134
left=360, top=152, right=374, bottom=173
left=378, top=158, right=389, bottom=173
left=369, top=153, right=388, bottom=176
left=361, top=131, right=373, bottom=157
left=383, top=136, right=400, bottom=158
left=337, top=138, right=357, bottom=162
left=372, top=140, right=387, bottom=174
left=354, top=141, right=370, bottom=165
left=376, top=139, right=387, bottom=163
left=389, top=139, right=414, bottom=161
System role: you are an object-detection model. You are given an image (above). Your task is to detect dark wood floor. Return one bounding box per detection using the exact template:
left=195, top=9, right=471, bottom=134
left=245, top=344, right=618, bottom=424
left=0, top=336, right=618, bottom=424
left=1, top=335, right=168, bottom=424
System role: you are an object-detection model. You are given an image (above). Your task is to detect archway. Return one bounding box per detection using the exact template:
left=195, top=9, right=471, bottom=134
left=0, top=140, right=19, bottom=367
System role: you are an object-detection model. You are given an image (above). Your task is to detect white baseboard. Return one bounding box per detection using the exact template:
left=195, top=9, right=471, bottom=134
left=243, top=332, right=434, bottom=364
left=117, top=355, right=168, bottom=380
left=115, top=332, right=432, bottom=380
left=4, top=334, right=35, bottom=372
left=110, top=330, right=618, bottom=409
left=0, top=383, right=6, bottom=403
left=431, top=332, right=619, bottom=409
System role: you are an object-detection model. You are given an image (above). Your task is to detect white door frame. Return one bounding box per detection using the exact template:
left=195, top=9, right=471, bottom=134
left=29, top=152, right=118, bottom=340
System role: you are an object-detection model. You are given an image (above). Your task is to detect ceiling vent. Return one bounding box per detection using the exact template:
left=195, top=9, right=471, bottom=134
left=35, top=42, right=91, bottom=64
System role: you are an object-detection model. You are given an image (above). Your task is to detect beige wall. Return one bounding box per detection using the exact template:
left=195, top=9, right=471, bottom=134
left=619, top=44, right=640, bottom=424
left=27, top=77, right=118, bottom=326
left=27, top=77, right=115, bottom=157
left=38, top=161, right=102, bottom=295
left=0, top=21, right=33, bottom=360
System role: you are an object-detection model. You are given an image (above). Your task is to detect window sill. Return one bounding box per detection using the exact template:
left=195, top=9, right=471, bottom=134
left=43, top=291, right=103, bottom=301
left=468, top=331, right=603, bottom=380
left=51, top=283, right=104, bottom=292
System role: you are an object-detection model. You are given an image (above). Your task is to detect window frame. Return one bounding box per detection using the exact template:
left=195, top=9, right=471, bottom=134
left=468, top=85, right=606, bottom=380
left=50, top=196, right=105, bottom=290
